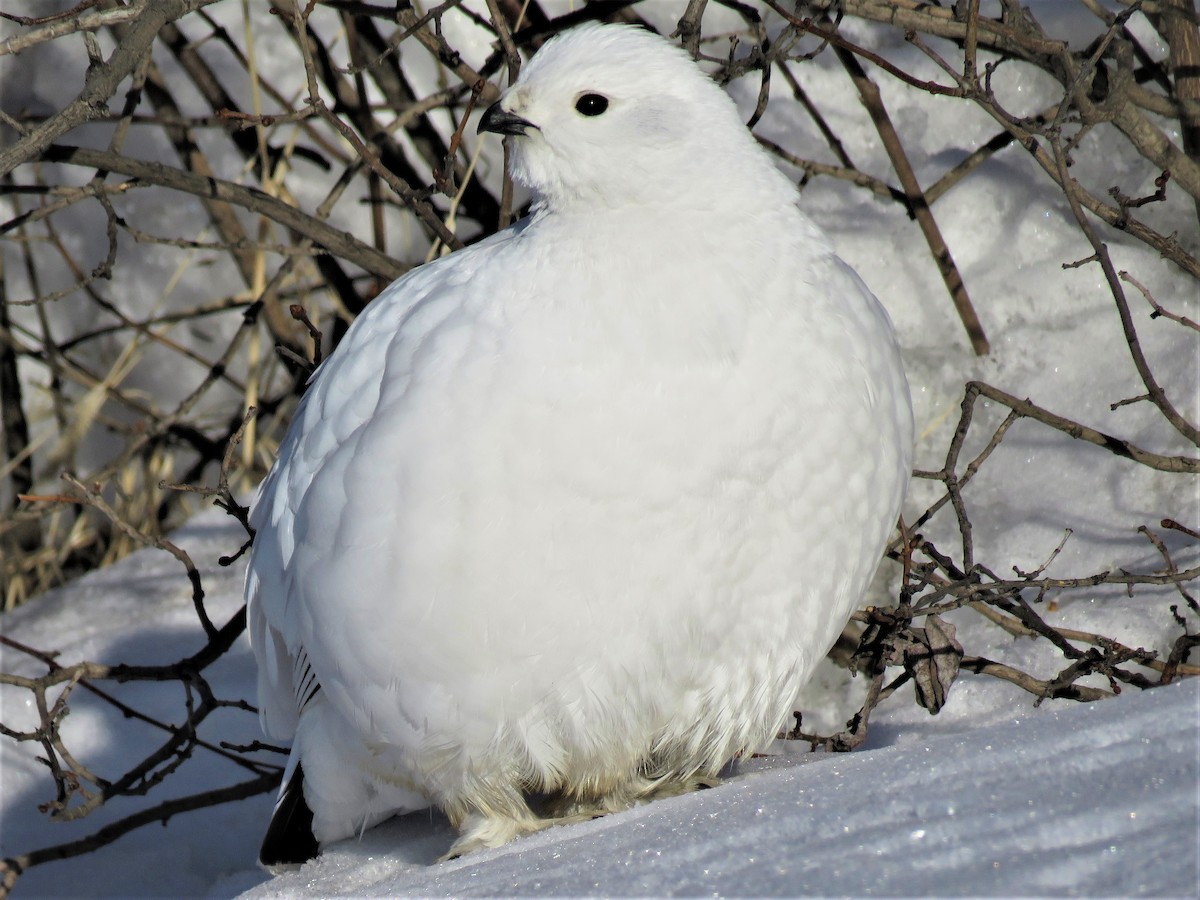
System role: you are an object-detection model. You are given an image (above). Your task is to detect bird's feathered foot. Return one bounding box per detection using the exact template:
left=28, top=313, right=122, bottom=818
left=439, top=772, right=723, bottom=860
left=440, top=783, right=547, bottom=861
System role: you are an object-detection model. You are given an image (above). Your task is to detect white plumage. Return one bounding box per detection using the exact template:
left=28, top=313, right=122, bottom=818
left=246, top=22, right=913, bottom=865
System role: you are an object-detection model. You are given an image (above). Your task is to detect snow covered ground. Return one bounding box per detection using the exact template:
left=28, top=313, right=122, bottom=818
left=2, top=1, right=1199, bottom=897
left=2, top=514, right=1196, bottom=897
left=245, top=677, right=1200, bottom=898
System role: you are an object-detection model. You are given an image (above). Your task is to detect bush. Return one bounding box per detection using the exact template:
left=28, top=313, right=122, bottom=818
left=1, top=1, right=1196, bottom=892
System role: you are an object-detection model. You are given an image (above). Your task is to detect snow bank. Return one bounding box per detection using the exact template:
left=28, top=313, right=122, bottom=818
left=1, top=514, right=1195, bottom=897
left=243, top=678, right=1199, bottom=898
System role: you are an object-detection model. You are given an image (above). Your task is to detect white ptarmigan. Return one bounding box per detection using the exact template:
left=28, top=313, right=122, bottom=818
left=246, top=22, right=913, bottom=867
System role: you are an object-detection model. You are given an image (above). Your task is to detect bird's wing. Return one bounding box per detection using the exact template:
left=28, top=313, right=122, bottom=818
left=245, top=222, right=526, bottom=740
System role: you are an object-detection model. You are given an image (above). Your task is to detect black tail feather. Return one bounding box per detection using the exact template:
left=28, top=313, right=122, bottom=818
left=259, top=761, right=320, bottom=868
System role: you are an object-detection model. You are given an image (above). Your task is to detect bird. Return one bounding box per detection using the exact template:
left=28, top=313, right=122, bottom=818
left=245, top=21, right=913, bottom=868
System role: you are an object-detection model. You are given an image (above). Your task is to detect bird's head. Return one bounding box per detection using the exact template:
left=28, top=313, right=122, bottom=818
left=477, top=23, right=783, bottom=213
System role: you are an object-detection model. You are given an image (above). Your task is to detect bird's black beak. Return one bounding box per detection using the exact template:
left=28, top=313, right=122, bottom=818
left=477, top=101, right=536, bottom=136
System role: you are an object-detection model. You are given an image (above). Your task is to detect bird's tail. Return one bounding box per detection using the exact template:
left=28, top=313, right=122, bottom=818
left=259, top=751, right=319, bottom=870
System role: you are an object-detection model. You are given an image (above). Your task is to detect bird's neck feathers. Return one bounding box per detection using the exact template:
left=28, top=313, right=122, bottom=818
left=521, top=136, right=801, bottom=223
left=520, top=178, right=827, bottom=278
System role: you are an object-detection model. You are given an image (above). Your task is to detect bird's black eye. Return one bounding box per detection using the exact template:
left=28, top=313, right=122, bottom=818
left=575, top=93, right=609, bottom=117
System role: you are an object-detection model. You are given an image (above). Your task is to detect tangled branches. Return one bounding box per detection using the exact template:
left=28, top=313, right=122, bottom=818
left=0, top=412, right=268, bottom=895
left=0, top=0, right=1197, bottom=893
left=793, top=380, right=1199, bottom=752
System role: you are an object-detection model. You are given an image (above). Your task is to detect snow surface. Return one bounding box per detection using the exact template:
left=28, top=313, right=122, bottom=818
left=244, top=678, right=1200, bottom=898
left=2, top=0, right=1199, bottom=897
left=2, top=514, right=1197, bottom=898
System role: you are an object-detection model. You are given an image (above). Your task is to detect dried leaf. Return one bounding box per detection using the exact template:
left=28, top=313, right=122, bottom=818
left=893, top=615, right=964, bottom=715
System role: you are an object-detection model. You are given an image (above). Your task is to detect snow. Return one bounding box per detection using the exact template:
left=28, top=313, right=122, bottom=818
left=3, top=1, right=1199, bottom=897
left=244, top=680, right=1199, bottom=898
left=2, top=522, right=1196, bottom=897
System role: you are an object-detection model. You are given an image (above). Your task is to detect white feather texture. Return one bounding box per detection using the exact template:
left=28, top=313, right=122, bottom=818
left=246, top=22, right=914, bottom=859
